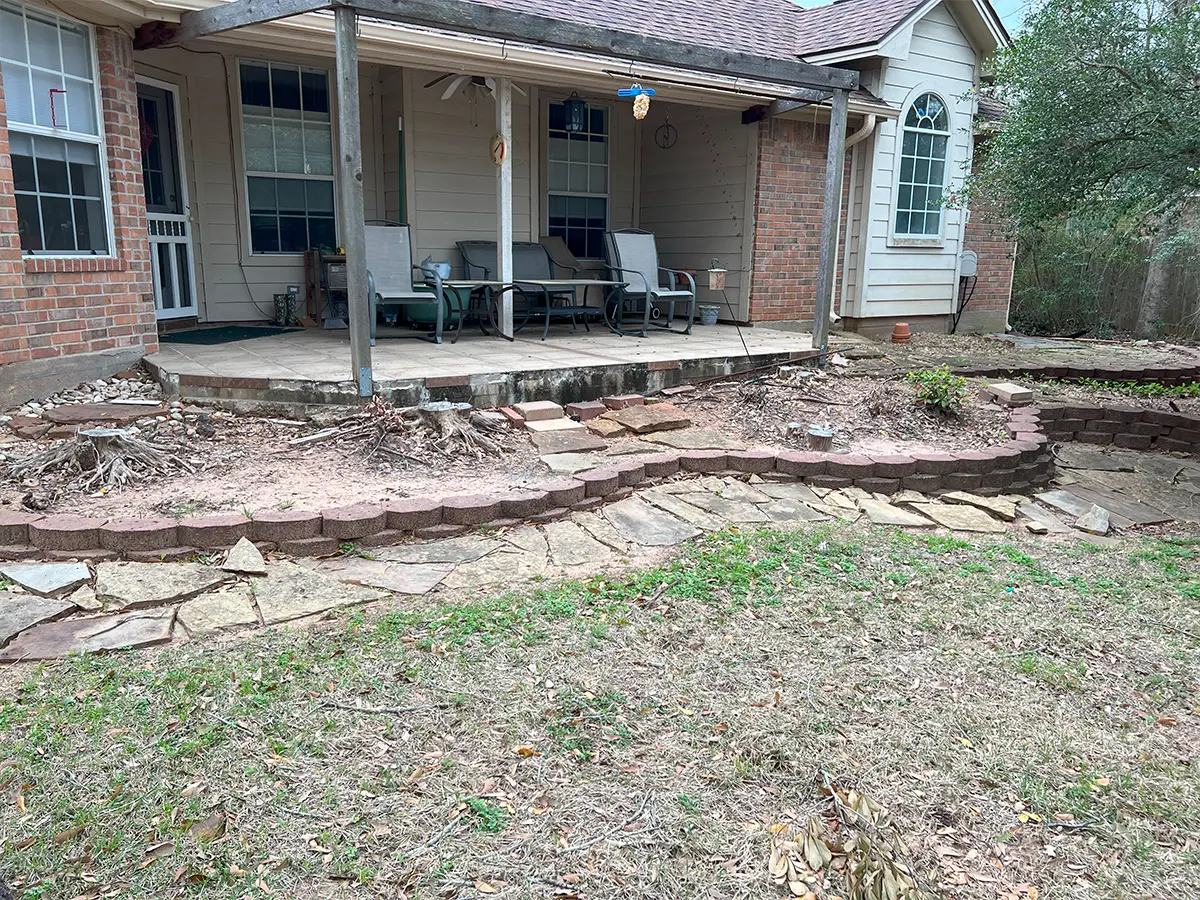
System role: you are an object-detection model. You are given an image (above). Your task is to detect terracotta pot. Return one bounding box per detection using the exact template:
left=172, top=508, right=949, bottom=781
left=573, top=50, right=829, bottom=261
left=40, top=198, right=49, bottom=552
left=892, top=322, right=912, bottom=344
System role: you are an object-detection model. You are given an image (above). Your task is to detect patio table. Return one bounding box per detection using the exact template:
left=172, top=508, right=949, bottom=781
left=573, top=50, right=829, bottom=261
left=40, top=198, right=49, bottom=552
left=510, top=279, right=626, bottom=340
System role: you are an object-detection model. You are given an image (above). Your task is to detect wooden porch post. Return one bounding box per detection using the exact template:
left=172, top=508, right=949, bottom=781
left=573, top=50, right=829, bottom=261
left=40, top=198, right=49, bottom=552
left=335, top=5, right=372, bottom=395
left=812, top=87, right=849, bottom=358
left=496, top=76, right=514, bottom=338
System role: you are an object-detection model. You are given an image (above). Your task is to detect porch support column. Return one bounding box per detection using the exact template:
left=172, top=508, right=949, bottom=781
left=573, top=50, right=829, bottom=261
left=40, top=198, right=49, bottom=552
left=812, top=87, right=849, bottom=358
left=496, top=76, right=514, bottom=338
left=335, top=5, right=372, bottom=395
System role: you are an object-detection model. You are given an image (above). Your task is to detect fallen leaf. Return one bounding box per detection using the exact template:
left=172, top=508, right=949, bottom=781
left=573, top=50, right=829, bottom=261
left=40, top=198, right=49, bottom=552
left=140, top=840, right=175, bottom=868
left=188, top=811, right=226, bottom=842
left=561, top=873, right=580, bottom=884
left=513, top=745, right=542, bottom=757
left=230, top=864, right=248, bottom=876
left=15, top=794, right=25, bottom=813
left=475, top=880, right=498, bottom=893
left=1157, top=717, right=1178, bottom=728
left=53, top=825, right=85, bottom=845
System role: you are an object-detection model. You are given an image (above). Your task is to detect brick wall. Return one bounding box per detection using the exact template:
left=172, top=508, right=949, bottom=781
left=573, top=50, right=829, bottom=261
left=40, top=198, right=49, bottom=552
left=0, top=26, right=156, bottom=405
left=957, top=161, right=1015, bottom=332
left=748, top=117, right=850, bottom=324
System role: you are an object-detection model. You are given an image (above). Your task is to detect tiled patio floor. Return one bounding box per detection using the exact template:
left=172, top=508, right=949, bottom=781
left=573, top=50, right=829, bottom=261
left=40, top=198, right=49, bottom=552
left=148, top=323, right=822, bottom=384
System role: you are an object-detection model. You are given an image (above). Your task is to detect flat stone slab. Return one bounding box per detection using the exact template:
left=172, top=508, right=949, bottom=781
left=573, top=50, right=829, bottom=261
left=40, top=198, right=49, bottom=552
left=678, top=492, right=770, bottom=524
left=541, top=452, right=607, bottom=475
left=544, top=520, right=612, bottom=567
left=570, top=512, right=630, bottom=552
left=0, top=607, right=176, bottom=661
left=66, top=585, right=102, bottom=611
left=603, top=497, right=701, bottom=546
left=43, top=403, right=162, bottom=426
left=586, top=419, right=627, bottom=438
left=0, top=562, right=90, bottom=597
left=859, top=499, right=936, bottom=528
left=1, top=591, right=74, bottom=647
left=716, top=479, right=773, bottom=504
left=1017, top=502, right=1072, bottom=534
left=254, top=562, right=387, bottom=625
left=95, top=562, right=232, bottom=609
left=221, top=537, right=267, bottom=576
left=502, top=526, right=549, bottom=555
left=643, top=428, right=744, bottom=451
left=513, top=400, right=563, bottom=422
left=762, top=500, right=830, bottom=525
left=531, top=429, right=607, bottom=454
left=1074, top=505, right=1111, bottom=535
left=908, top=503, right=1007, bottom=534
left=1054, top=445, right=1135, bottom=472
left=941, top=491, right=1017, bottom=521
left=809, top=503, right=862, bottom=523
left=642, top=491, right=728, bottom=531
left=525, top=417, right=584, bottom=434
left=312, top=556, right=453, bottom=595
left=177, top=585, right=260, bottom=635
left=374, top=536, right=501, bottom=565
left=441, top=548, right=548, bottom=589
left=759, top=482, right=823, bottom=504
left=602, top=403, right=691, bottom=434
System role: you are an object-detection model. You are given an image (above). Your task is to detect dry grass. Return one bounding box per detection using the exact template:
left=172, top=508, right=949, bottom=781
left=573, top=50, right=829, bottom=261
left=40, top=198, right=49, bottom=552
left=1, top=525, right=1198, bottom=899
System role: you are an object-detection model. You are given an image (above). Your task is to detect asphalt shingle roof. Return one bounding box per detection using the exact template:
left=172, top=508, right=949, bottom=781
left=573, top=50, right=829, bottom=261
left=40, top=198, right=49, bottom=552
left=792, top=0, right=928, bottom=57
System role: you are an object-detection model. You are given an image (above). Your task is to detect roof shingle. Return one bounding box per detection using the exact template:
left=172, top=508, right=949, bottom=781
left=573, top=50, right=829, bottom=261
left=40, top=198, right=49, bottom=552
left=792, top=0, right=928, bottom=57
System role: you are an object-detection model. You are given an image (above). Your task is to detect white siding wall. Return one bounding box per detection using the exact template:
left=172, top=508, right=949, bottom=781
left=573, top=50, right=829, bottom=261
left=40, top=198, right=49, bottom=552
left=133, top=47, right=383, bottom=323
left=859, top=2, right=978, bottom=319
left=637, top=103, right=753, bottom=318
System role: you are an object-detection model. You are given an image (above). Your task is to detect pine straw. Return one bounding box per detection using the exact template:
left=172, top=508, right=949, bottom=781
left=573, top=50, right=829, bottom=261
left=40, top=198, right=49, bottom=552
left=1, top=526, right=1198, bottom=899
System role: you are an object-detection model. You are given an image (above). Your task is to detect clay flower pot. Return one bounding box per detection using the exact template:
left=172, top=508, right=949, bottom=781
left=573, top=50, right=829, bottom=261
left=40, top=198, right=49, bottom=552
left=892, top=322, right=912, bottom=344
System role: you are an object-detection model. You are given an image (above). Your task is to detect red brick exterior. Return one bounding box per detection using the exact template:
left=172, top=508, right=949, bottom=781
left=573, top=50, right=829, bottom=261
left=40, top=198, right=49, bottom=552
left=961, top=164, right=1016, bottom=330
left=0, top=25, right=156, bottom=390
left=748, top=117, right=851, bottom=324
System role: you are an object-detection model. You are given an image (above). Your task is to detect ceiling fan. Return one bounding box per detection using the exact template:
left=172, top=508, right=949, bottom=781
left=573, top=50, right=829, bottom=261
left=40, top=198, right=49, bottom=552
left=423, top=73, right=527, bottom=101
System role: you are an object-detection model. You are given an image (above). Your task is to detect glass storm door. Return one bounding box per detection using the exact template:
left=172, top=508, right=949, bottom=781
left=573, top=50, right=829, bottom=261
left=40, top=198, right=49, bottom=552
left=137, top=80, right=197, bottom=319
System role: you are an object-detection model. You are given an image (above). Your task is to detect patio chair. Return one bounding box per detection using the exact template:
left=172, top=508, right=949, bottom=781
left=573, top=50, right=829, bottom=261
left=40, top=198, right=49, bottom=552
left=603, top=229, right=697, bottom=337
left=457, top=240, right=589, bottom=338
left=365, top=221, right=457, bottom=344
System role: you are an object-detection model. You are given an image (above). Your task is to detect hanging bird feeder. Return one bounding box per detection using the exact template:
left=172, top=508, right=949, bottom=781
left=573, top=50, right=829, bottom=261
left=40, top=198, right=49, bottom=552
left=618, top=83, right=655, bottom=120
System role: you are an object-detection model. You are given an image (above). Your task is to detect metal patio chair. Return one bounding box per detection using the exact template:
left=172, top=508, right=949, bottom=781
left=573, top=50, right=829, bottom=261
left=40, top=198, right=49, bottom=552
left=365, top=221, right=457, bottom=344
left=603, top=229, right=696, bottom=337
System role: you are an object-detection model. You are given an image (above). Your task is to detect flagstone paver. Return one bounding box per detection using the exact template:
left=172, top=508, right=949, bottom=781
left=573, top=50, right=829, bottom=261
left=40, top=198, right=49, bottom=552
left=677, top=492, right=771, bottom=524
left=440, top=548, right=548, bottom=589
left=1, top=592, right=74, bottom=647
left=312, top=556, right=455, bottom=595
left=908, top=503, right=1007, bottom=534
left=641, top=491, right=727, bottom=531
left=222, top=538, right=267, bottom=576
left=643, top=428, right=745, bottom=450
left=177, top=585, right=260, bottom=635
left=0, top=607, right=176, bottom=661
left=502, top=526, right=550, bottom=555
left=0, top=562, right=90, bottom=597
left=373, top=536, right=501, bottom=565
left=858, top=499, right=935, bottom=528
left=715, top=479, right=773, bottom=504
left=941, top=491, right=1018, bottom=521
left=254, top=562, right=387, bottom=625
left=762, top=499, right=831, bottom=525
left=543, top=520, right=612, bottom=567
left=95, top=562, right=233, bottom=609
left=570, top=512, right=631, bottom=553
left=603, top=497, right=701, bottom=546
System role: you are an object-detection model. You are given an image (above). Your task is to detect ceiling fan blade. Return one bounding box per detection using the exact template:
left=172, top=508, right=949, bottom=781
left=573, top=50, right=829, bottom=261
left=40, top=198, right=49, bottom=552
left=423, top=73, right=452, bottom=89
left=440, top=75, right=468, bottom=100
left=512, top=83, right=528, bottom=96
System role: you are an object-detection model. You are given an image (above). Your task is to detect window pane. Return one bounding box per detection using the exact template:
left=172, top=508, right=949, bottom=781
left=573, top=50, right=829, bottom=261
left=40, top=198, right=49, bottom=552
left=901, top=130, right=916, bottom=156
left=585, top=229, right=602, bottom=260
left=568, top=165, right=588, bottom=193
left=588, top=139, right=606, bottom=164
left=34, top=138, right=69, bottom=193
left=301, top=70, right=328, bottom=115
left=303, top=122, right=333, bottom=175
left=932, top=135, right=949, bottom=160
left=250, top=215, right=279, bottom=252
left=75, top=198, right=107, bottom=252
left=26, top=13, right=60, bottom=70
left=588, top=167, right=607, bottom=193
left=586, top=197, right=605, bottom=223
left=548, top=137, right=568, bottom=161
left=240, top=63, right=271, bottom=109
left=271, top=66, right=302, bottom=115
left=176, top=243, right=193, bottom=309
left=548, top=162, right=568, bottom=192
left=244, top=117, right=275, bottom=172
left=10, top=132, right=36, bottom=191
left=914, top=158, right=931, bottom=185
left=64, top=76, right=97, bottom=134
left=895, top=211, right=910, bottom=235
left=40, top=195, right=74, bottom=250
left=923, top=211, right=941, bottom=234
left=276, top=178, right=306, bottom=213
left=248, top=176, right=277, bottom=213
left=568, top=135, right=589, bottom=162
left=590, top=106, right=607, bottom=135
left=32, top=68, right=64, bottom=127
left=309, top=216, right=336, bottom=250
left=547, top=102, right=565, bottom=131
left=897, top=184, right=913, bottom=212
left=60, top=22, right=90, bottom=78
left=916, top=132, right=933, bottom=158
left=899, top=156, right=914, bottom=183
left=1, top=7, right=27, bottom=61
left=306, top=180, right=334, bottom=213
left=279, top=215, right=307, bottom=251
left=67, top=142, right=102, bottom=196
left=929, top=159, right=945, bottom=187
left=2, top=63, right=34, bottom=125
left=274, top=122, right=304, bottom=173
left=156, top=242, right=176, bottom=309
left=15, top=194, right=42, bottom=251
left=909, top=186, right=927, bottom=212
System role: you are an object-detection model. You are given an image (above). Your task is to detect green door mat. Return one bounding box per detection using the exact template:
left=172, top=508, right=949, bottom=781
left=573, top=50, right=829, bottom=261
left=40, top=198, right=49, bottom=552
left=160, top=325, right=303, bottom=345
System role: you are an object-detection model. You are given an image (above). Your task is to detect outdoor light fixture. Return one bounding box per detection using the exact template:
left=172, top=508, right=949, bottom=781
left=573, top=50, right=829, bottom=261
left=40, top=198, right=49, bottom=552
left=563, top=92, right=587, bottom=132
left=618, top=83, right=655, bottom=120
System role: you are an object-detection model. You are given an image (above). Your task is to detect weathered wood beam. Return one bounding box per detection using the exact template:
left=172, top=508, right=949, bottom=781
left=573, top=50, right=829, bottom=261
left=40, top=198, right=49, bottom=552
left=741, top=95, right=830, bottom=125
left=812, top=88, right=850, bottom=357
left=175, top=0, right=333, bottom=42
left=495, top=76, right=514, bottom=339
left=348, top=0, right=858, bottom=91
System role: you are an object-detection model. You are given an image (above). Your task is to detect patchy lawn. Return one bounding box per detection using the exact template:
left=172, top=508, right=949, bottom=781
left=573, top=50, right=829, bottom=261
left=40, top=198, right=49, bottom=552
left=1, top=525, right=1198, bottom=899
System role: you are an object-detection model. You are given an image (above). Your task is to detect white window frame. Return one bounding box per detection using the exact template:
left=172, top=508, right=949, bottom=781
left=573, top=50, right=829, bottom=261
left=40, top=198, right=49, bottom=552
left=0, top=0, right=115, bottom=257
left=236, top=57, right=337, bottom=257
left=887, top=85, right=953, bottom=249
left=546, top=99, right=610, bottom=261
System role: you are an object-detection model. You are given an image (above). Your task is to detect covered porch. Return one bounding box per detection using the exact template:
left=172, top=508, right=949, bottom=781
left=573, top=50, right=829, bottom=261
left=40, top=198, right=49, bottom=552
left=146, top=322, right=835, bottom=408
left=132, top=0, right=868, bottom=397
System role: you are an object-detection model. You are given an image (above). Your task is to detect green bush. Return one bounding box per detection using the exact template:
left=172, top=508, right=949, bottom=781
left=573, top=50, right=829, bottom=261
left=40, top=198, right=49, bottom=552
left=906, top=366, right=968, bottom=415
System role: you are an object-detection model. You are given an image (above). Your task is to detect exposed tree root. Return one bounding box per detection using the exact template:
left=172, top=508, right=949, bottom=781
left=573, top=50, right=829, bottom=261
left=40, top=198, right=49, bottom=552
left=6, top=427, right=195, bottom=492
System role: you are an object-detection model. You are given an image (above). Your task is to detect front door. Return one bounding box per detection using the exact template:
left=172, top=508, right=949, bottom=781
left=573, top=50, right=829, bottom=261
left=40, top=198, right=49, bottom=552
left=137, top=80, right=197, bottom=319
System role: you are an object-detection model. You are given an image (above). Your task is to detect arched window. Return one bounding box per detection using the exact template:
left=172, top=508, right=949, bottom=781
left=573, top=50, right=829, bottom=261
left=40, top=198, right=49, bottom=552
left=895, top=92, right=950, bottom=237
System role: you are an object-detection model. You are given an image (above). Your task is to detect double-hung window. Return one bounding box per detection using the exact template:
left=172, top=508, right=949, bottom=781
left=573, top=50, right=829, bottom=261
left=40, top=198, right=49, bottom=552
left=546, top=101, right=608, bottom=260
left=0, top=1, right=109, bottom=254
left=239, top=60, right=336, bottom=254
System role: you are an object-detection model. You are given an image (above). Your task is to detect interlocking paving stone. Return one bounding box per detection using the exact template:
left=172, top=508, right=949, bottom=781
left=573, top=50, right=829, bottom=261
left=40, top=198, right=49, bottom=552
left=0, top=607, right=176, bottom=661
left=1, top=591, right=74, bottom=648
left=177, top=585, right=260, bottom=635
left=602, top=497, right=701, bottom=546
left=0, top=562, right=90, bottom=597
left=95, top=562, right=232, bottom=609
left=254, top=562, right=387, bottom=625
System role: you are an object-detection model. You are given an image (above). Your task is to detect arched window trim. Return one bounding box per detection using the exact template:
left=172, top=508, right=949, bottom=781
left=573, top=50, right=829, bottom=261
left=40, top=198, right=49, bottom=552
left=888, top=88, right=953, bottom=247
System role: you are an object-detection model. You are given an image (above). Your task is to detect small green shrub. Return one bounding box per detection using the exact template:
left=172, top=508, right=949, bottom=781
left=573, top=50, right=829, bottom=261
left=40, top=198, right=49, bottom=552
left=906, top=366, right=968, bottom=415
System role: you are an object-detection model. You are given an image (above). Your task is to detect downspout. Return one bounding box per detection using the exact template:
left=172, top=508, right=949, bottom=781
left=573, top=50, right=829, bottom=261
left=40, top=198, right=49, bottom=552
left=831, top=113, right=876, bottom=323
